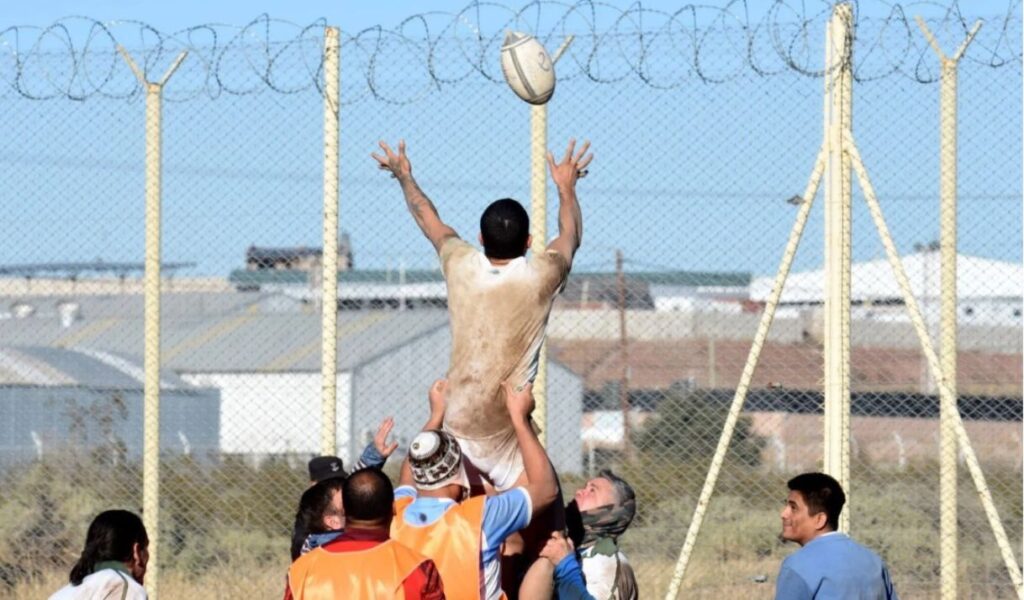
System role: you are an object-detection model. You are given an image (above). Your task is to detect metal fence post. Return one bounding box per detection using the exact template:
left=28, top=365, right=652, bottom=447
left=822, top=2, right=853, bottom=531
left=530, top=102, right=549, bottom=445
left=321, top=26, right=341, bottom=456
left=663, top=146, right=828, bottom=600
left=847, top=140, right=1024, bottom=598
left=117, top=46, right=187, bottom=600
left=916, top=19, right=982, bottom=598
left=529, top=35, right=573, bottom=446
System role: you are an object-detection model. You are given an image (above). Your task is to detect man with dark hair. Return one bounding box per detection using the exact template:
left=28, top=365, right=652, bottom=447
left=342, top=468, right=398, bottom=521
left=290, top=478, right=345, bottom=560
left=776, top=472, right=898, bottom=599
left=373, top=138, right=591, bottom=495
left=391, top=379, right=559, bottom=600
left=479, top=198, right=531, bottom=259
left=286, top=468, right=445, bottom=600
left=289, top=417, right=399, bottom=560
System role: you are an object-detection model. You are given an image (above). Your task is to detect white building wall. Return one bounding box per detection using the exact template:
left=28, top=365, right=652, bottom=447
left=350, top=328, right=453, bottom=462
left=352, top=327, right=585, bottom=476
left=545, top=360, right=584, bottom=476
left=181, top=372, right=352, bottom=462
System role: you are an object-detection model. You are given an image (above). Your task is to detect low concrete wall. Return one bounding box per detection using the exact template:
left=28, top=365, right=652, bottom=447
left=550, top=308, right=1021, bottom=353
left=749, top=411, right=1022, bottom=473
left=549, top=309, right=802, bottom=343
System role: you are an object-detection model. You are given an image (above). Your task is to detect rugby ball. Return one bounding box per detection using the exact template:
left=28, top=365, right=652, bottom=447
left=500, top=31, right=555, bottom=105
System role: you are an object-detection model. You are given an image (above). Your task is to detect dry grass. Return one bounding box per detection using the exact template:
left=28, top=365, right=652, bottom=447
left=1, top=457, right=1019, bottom=599
left=2, top=569, right=286, bottom=600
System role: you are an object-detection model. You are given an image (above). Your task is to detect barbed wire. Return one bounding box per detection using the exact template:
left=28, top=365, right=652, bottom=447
left=0, top=0, right=1018, bottom=103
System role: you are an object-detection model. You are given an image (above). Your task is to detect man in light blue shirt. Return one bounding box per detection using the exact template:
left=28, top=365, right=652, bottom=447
left=776, top=472, right=898, bottom=600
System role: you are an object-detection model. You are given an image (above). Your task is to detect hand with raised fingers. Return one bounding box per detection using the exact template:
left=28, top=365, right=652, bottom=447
left=539, top=531, right=576, bottom=566
left=371, top=139, right=412, bottom=181
left=428, top=379, right=448, bottom=424
left=547, top=138, right=593, bottom=190
left=503, top=380, right=535, bottom=424
left=373, top=416, right=399, bottom=459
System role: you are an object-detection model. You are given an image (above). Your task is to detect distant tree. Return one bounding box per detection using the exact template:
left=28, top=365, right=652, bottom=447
left=635, top=385, right=765, bottom=467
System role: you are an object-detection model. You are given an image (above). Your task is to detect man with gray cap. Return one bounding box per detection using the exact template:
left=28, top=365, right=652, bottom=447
left=520, top=470, right=639, bottom=600
left=391, top=379, right=559, bottom=600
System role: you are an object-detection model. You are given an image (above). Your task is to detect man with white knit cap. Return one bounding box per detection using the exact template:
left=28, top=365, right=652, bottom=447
left=392, top=379, right=559, bottom=600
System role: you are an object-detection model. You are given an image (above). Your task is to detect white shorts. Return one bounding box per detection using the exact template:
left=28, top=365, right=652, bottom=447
left=446, top=426, right=525, bottom=492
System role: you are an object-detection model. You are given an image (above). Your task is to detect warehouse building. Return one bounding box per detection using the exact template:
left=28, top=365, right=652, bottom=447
left=0, top=345, right=219, bottom=468
left=0, top=293, right=583, bottom=473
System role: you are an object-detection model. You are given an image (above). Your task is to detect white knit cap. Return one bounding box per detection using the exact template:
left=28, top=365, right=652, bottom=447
left=409, top=430, right=470, bottom=491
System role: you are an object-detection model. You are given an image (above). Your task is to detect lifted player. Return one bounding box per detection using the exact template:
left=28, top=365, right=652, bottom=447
left=372, top=138, right=590, bottom=492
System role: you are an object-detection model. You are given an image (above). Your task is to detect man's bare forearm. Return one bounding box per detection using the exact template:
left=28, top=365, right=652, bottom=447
left=556, top=183, right=583, bottom=251
left=512, top=413, right=558, bottom=510
left=399, top=175, right=440, bottom=230
left=398, top=174, right=457, bottom=250
left=423, top=411, right=443, bottom=431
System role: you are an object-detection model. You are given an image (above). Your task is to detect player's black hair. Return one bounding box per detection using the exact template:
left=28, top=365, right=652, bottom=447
left=291, top=478, right=346, bottom=559
left=480, top=198, right=530, bottom=259
left=342, top=468, right=394, bottom=525
left=69, top=510, right=148, bottom=585
left=787, top=472, right=846, bottom=531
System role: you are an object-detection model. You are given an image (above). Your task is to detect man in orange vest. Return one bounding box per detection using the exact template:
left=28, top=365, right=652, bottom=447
left=391, top=379, right=559, bottom=600
left=287, top=468, right=446, bottom=600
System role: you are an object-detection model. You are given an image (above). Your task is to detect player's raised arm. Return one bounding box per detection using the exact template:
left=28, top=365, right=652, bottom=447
left=504, top=381, right=558, bottom=514
left=546, top=138, right=592, bottom=268
left=399, top=379, right=448, bottom=487
left=372, top=139, right=459, bottom=252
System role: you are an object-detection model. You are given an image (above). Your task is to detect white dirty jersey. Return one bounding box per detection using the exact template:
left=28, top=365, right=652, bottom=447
left=580, top=547, right=638, bottom=600
left=439, top=237, right=569, bottom=440
left=49, top=568, right=147, bottom=600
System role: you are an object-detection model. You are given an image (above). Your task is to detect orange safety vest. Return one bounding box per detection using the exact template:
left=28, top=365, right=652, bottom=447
left=392, top=495, right=487, bottom=600
left=287, top=538, right=427, bottom=600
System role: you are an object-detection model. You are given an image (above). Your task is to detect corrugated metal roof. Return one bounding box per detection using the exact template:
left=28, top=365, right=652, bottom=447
left=0, top=346, right=188, bottom=389
left=0, top=292, right=450, bottom=374
left=0, top=347, right=75, bottom=386
left=1, top=291, right=267, bottom=319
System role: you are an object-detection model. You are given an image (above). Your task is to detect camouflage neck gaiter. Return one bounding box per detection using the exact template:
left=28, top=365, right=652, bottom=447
left=575, top=497, right=636, bottom=549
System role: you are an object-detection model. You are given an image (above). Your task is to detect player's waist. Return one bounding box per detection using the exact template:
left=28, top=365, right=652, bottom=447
left=442, top=409, right=512, bottom=441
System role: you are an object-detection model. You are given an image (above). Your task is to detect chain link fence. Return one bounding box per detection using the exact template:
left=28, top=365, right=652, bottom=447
left=0, top=2, right=1020, bottom=599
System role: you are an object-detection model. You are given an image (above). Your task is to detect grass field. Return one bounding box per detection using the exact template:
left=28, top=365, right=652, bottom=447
left=1, top=454, right=1019, bottom=599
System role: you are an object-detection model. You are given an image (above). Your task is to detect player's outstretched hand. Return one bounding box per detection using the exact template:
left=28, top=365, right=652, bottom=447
left=503, top=380, right=535, bottom=422
left=547, top=138, right=593, bottom=189
left=373, top=416, right=399, bottom=459
left=372, top=139, right=412, bottom=180
left=428, top=379, right=447, bottom=423
left=539, top=531, right=576, bottom=566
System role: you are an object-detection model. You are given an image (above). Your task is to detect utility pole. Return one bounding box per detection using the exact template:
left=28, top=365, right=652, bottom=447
left=707, top=337, right=717, bottom=389
left=616, top=250, right=633, bottom=462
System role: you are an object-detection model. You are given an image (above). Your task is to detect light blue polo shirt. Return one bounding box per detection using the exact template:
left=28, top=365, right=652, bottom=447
left=776, top=532, right=898, bottom=599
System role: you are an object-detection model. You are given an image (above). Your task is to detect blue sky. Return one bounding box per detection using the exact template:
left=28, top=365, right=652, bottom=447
left=5, top=0, right=1018, bottom=33
left=0, top=1, right=1019, bottom=278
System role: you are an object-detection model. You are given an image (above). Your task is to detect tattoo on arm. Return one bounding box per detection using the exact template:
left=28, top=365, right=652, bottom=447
left=403, top=178, right=439, bottom=227
left=399, top=175, right=457, bottom=250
